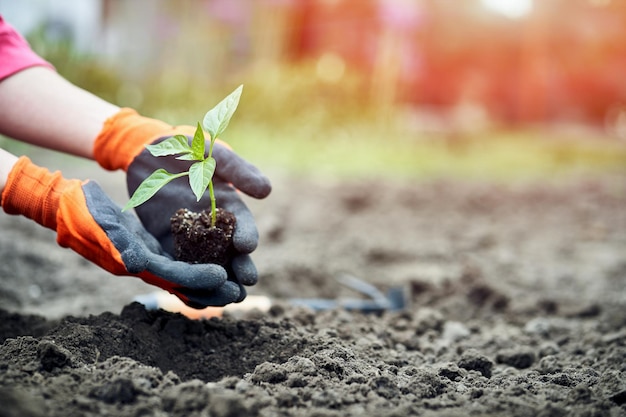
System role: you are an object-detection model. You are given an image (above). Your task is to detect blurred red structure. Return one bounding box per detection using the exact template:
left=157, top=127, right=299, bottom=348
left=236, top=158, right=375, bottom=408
left=281, top=0, right=626, bottom=127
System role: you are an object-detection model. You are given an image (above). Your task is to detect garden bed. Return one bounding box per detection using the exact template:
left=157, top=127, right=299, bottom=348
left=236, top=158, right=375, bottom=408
left=1, top=172, right=625, bottom=416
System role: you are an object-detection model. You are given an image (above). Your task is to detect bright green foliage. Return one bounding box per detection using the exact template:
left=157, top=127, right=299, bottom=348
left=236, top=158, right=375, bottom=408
left=123, top=169, right=187, bottom=210
left=203, top=84, right=243, bottom=141
left=189, top=156, right=216, bottom=202
left=145, top=135, right=191, bottom=157
left=123, top=85, right=243, bottom=227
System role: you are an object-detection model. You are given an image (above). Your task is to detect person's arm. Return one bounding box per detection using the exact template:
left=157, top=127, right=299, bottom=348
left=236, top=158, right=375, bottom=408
left=0, top=15, right=118, bottom=158
left=0, top=66, right=119, bottom=159
left=0, top=148, right=18, bottom=196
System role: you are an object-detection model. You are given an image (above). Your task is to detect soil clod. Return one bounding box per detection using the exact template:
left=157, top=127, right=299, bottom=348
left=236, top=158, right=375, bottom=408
left=170, top=207, right=236, bottom=266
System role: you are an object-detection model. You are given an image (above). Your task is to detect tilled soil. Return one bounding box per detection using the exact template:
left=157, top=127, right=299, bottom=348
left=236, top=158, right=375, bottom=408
left=1, top=167, right=625, bottom=417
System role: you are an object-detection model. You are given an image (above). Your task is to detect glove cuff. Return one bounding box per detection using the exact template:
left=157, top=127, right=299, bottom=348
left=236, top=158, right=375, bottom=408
left=93, top=108, right=196, bottom=172
left=0, top=156, right=77, bottom=230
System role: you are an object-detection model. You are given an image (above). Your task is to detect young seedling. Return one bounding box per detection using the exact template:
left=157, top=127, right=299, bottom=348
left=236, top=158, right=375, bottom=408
left=123, top=84, right=243, bottom=229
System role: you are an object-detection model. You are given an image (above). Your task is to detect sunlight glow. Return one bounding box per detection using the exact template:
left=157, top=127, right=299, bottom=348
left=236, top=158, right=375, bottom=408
left=480, top=0, right=533, bottom=19
left=316, top=53, right=346, bottom=83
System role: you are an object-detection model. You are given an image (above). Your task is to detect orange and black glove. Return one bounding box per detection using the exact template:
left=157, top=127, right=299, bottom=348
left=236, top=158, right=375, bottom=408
left=1, top=156, right=242, bottom=307
left=93, top=109, right=271, bottom=300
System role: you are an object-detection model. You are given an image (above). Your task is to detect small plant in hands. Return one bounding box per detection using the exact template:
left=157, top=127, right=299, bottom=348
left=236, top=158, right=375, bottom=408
left=124, top=85, right=243, bottom=266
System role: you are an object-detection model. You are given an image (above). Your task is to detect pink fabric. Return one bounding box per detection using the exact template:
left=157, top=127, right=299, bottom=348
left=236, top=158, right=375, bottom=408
left=0, top=15, right=54, bottom=81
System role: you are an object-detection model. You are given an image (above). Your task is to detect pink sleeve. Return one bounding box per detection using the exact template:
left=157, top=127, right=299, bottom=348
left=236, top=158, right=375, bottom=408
left=0, top=15, right=55, bottom=81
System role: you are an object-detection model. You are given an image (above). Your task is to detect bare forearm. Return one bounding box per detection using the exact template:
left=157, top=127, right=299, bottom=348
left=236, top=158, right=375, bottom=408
left=0, top=67, right=119, bottom=159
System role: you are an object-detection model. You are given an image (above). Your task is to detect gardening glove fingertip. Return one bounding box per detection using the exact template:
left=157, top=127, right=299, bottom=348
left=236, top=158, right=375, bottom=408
left=179, top=280, right=242, bottom=308
left=213, top=188, right=259, bottom=254
left=231, top=254, right=259, bottom=286
left=145, top=255, right=228, bottom=291
left=213, top=144, right=272, bottom=199
left=234, top=284, right=248, bottom=304
left=233, top=222, right=259, bottom=254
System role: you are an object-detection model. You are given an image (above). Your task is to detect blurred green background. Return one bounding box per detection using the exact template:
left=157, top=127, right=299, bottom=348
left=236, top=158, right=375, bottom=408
left=1, top=0, right=625, bottom=182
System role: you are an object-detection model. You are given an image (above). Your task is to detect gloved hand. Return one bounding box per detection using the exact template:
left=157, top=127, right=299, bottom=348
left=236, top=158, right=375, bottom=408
left=1, top=156, right=243, bottom=307
left=93, top=108, right=271, bottom=293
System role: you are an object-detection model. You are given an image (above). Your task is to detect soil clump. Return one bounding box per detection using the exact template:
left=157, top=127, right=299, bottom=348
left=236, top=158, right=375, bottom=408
left=170, top=207, right=236, bottom=266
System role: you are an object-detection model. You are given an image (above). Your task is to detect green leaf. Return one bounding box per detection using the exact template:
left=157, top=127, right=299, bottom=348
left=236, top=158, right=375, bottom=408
left=202, top=84, right=243, bottom=140
left=146, top=135, right=192, bottom=157
left=175, top=154, right=197, bottom=161
left=191, top=122, right=206, bottom=161
left=122, top=169, right=187, bottom=211
left=188, top=158, right=216, bottom=202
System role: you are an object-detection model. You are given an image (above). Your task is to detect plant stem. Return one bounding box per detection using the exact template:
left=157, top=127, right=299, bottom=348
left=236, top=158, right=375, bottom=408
left=208, top=180, right=217, bottom=228
left=207, top=137, right=215, bottom=160
left=206, top=136, right=218, bottom=228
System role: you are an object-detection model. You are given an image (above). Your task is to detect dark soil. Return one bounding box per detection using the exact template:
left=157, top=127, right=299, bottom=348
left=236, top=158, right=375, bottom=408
left=170, top=207, right=236, bottom=266
left=1, top=167, right=625, bottom=417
